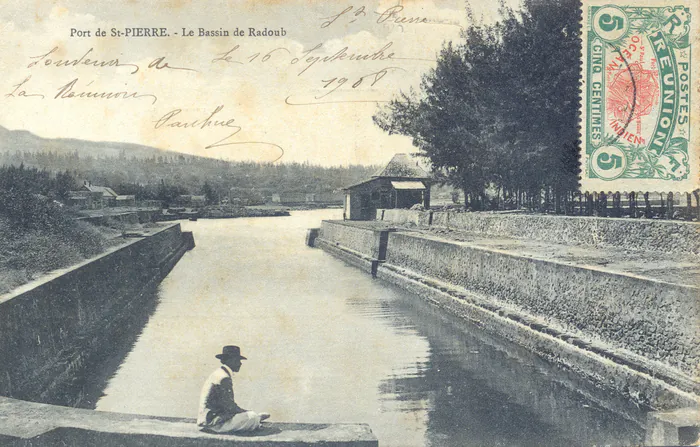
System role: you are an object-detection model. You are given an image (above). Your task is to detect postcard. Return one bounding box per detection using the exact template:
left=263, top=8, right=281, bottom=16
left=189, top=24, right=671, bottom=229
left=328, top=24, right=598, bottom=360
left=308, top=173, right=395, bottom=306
left=0, top=1, right=697, bottom=446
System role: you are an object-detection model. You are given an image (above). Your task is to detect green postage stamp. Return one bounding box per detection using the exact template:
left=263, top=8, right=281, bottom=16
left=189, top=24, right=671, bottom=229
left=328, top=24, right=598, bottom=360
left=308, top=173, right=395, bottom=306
left=581, top=0, right=699, bottom=192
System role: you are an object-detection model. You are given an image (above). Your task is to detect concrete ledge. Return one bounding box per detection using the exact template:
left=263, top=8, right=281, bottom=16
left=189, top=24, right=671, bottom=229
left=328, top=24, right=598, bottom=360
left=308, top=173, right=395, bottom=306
left=384, top=231, right=699, bottom=379
left=0, top=397, right=377, bottom=447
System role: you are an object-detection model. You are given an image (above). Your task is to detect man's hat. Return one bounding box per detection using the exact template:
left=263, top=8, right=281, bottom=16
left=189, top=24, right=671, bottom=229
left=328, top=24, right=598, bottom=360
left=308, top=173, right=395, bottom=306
left=215, top=345, right=247, bottom=360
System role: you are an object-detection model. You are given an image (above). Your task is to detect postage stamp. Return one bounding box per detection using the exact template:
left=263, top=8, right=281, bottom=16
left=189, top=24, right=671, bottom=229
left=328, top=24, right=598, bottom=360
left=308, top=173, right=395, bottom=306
left=581, top=0, right=700, bottom=192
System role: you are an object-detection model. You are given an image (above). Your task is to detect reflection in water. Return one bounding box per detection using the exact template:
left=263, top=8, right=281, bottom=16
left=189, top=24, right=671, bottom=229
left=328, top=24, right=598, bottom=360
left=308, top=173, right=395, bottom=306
left=34, top=284, right=162, bottom=408
left=364, top=291, right=646, bottom=446
left=95, top=210, right=645, bottom=446
left=74, top=287, right=162, bottom=409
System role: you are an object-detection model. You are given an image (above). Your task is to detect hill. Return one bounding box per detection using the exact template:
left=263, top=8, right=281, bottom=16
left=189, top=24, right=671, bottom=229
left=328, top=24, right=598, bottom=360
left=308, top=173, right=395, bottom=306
left=0, top=126, right=379, bottom=200
left=0, top=125, right=175, bottom=160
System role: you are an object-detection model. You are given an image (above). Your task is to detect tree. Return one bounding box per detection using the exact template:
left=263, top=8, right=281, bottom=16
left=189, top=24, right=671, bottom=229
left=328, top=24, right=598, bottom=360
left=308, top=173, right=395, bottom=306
left=53, top=171, right=76, bottom=202
left=374, top=0, right=581, bottom=211
left=202, top=181, right=216, bottom=205
left=495, top=0, right=581, bottom=210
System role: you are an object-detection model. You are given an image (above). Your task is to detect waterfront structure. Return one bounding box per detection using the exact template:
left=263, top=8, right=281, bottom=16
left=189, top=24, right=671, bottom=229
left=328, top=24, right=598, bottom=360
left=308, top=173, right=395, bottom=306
left=343, top=153, right=431, bottom=220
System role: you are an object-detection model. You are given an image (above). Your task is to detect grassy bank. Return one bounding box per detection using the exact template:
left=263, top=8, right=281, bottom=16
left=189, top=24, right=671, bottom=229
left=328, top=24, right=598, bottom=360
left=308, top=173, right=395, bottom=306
left=0, top=217, right=123, bottom=295
left=0, top=164, right=128, bottom=294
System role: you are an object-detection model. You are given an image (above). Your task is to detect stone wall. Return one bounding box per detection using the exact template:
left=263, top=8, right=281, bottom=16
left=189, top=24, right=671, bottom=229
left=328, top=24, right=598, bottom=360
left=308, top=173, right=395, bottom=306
left=379, top=209, right=700, bottom=255
left=384, top=232, right=699, bottom=380
left=0, top=224, right=193, bottom=403
left=316, top=220, right=699, bottom=406
left=319, top=221, right=383, bottom=260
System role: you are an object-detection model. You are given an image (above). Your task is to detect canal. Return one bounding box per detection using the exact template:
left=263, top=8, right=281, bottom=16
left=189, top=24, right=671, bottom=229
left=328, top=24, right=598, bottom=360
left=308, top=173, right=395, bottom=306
left=95, top=209, right=647, bottom=446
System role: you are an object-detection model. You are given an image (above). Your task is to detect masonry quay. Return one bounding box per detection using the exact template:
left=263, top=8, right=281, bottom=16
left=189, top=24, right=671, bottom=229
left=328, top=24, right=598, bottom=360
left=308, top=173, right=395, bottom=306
left=312, top=209, right=700, bottom=446
left=0, top=217, right=376, bottom=446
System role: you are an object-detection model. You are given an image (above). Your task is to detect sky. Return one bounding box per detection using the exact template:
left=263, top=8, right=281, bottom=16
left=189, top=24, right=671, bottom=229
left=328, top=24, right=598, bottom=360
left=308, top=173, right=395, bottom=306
left=0, top=0, right=520, bottom=166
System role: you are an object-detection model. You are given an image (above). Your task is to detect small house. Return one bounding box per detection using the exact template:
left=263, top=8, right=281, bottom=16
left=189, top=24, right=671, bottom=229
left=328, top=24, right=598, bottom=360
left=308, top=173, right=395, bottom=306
left=67, top=190, right=103, bottom=209
left=343, top=153, right=431, bottom=220
left=82, top=181, right=118, bottom=207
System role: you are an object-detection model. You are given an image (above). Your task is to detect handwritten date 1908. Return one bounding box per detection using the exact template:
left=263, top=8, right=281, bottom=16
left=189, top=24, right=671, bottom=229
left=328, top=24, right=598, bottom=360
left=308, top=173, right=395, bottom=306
left=317, top=66, right=404, bottom=99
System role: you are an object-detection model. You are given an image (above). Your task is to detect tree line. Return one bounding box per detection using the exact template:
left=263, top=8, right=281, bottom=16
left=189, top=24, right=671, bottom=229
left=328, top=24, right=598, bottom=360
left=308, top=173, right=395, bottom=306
left=374, top=0, right=580, bottom=212
left=0, top=164, right=77, bottom=229
left=0, top=150, right=377, bottom=205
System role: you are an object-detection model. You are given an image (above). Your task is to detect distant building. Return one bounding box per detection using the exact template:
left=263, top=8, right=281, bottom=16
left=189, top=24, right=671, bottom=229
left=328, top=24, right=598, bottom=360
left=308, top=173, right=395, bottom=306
left=191, top=195, right=206, bottom=207
left=343, top=153, right=431, bottom=220
left=67, top=190, right=103, bottom=209
left=81, top=181, right=118, bottom=207
left=141, top=199, right=164, bottom=209
left=115, top=195, right=136, bottom=207
left=270, top=192, right=309, bottom=205
left=269, top=191, right=344, bottom=206
left=175, top=195, right=207, bottom=207
left=230, top=188, right=265, bottom=206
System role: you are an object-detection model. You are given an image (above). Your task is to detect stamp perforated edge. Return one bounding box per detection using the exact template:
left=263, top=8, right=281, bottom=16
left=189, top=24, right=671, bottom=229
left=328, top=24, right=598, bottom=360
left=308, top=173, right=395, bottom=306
left=579, top=0, right=700, bottom=193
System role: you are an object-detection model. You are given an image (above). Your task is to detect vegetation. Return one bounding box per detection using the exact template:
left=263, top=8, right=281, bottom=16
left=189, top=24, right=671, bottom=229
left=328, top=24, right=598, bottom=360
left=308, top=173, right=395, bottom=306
left=0, top=150, right=378, bottom=205
left=0, top=153, right=377, bottom=292
left=374, top=0, right=580, bottom=212
left=0, top=165, right=117, bottom=294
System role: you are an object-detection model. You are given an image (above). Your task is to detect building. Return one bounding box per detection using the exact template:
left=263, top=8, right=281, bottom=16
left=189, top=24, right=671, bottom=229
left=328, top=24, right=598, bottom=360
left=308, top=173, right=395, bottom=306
left=115, top=195, right=136, bottom=207
left=175, top=195, right=207, bottom=208
left=141, top=199, right=164, bottom=209
left=81, top=181, right=118, bottom=207
left=66, top=190, right=104, bottom=209
left=343, top=153, right=431, bottom=220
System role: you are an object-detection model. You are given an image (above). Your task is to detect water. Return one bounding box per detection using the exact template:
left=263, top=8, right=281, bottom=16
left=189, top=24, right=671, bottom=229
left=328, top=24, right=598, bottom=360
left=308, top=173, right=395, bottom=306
left=95, top=209, right=646, bottom=446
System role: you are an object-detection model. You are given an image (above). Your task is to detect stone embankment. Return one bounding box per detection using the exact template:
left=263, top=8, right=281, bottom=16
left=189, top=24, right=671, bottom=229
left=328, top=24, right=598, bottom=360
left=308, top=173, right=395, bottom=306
left=0, top=223, right=377, bottom=447
left=312, top=211, right=699, bottom=443
left=0, top=223, right=194, bottom=405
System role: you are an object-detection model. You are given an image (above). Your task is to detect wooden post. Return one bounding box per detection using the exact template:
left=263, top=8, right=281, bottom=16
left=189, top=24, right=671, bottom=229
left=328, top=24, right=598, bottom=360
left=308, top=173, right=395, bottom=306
left=586, top=192, right=594, bottom=216
left=644, top=192, right=652, bottom=218
left=578, top=192, right=583, bottom=216
left=629, top=192, right=636, bottom=217
left=599, top=191, right=608, bottom=217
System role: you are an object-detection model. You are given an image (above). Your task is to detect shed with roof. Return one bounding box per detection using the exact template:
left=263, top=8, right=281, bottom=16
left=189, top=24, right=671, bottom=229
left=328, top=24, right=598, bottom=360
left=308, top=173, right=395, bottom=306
left=343, top=153, right=431, bottom=220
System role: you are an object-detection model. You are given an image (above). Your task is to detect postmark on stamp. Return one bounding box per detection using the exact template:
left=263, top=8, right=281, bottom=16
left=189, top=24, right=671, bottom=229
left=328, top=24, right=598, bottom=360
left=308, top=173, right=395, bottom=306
left=581, top=1, right=699, bottom=192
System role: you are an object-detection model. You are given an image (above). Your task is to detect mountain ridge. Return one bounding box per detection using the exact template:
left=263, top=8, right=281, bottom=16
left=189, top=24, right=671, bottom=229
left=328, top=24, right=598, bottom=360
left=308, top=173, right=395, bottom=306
left=0, top=125, right=182, bottom=160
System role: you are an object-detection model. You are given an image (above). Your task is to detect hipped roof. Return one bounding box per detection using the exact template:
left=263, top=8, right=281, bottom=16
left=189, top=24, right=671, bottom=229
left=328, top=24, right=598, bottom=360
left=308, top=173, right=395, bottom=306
left=344, top=153, right=431, bottom=190
left=372, top=153, right=430, bottom=179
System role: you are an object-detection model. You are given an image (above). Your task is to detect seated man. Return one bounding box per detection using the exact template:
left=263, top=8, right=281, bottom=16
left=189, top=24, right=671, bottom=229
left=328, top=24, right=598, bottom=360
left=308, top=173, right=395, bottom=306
left=197, top=345, right=270, bottom=433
